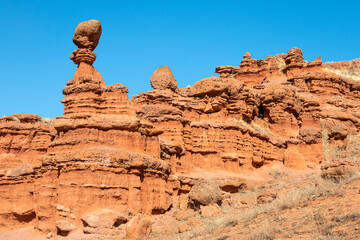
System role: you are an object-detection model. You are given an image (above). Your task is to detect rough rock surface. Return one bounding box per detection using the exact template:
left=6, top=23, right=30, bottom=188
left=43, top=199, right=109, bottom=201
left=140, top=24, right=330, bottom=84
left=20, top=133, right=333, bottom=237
left=55, top=220, right=76, bottom=236
left=125, top=214, right=152, bottom=239
left=1, top=19, right=360, bottom=238
left=257, top=190, right=277, bottom=204
left=73, top=20, right=102, bottom=50
left=178, top=217, right=204, bottom=233
left=150, top=66, right=177, bottom=91
left=189, top=178, right=222, bottom=208
left=175, top=209, right=196, bottom=221
left=200, top=203, right=222, bottom=217
left=81, top=209, right=129, bottom=234
left=321, top=160, right=359, bottom=181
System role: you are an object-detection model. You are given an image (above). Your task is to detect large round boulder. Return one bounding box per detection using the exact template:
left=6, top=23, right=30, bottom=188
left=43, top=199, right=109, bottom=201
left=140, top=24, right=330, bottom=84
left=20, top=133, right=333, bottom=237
left=150, top=66, right=177, bottom=91
left=73, top=19, right=102, bottom=50
left=189, top=178, right=222, bottom=209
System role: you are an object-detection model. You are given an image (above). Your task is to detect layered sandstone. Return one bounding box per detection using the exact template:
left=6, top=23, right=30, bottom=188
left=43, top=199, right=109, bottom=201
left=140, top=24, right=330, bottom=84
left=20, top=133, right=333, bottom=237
left=35, top=20, right=173, bottom=233
left=0, top=19, right=359, bottom=238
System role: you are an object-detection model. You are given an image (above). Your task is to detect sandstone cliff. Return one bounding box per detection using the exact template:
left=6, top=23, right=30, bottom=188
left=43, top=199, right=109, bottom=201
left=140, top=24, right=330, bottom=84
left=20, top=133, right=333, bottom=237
left=0, top=20, right=359, bottom=238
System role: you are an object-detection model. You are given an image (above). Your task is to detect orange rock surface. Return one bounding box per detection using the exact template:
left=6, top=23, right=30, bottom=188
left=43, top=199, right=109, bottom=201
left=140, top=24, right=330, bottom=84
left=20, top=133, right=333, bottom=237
left=0, top=20, right=359, bottom=238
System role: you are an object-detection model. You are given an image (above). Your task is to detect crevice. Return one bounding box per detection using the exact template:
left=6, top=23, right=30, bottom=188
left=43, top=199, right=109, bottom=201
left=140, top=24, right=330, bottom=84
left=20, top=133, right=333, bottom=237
left=252, top=161, right=263, bottom=169
left=57, top=167, right=61, bottom=178
left=14, top=211, right=36, bottom=223
left=113, top=218, right=127, bottom=227
left=258, top=104, right=265, bottom=119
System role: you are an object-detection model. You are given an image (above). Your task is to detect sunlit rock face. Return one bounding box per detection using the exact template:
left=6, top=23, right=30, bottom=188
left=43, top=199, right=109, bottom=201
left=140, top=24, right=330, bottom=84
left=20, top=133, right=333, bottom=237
left=0, top=19, right=359, bottom=235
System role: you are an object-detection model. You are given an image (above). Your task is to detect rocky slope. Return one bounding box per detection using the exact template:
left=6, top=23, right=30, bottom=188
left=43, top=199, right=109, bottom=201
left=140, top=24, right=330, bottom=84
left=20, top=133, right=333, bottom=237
left=0, top=20, right=359, bottom=239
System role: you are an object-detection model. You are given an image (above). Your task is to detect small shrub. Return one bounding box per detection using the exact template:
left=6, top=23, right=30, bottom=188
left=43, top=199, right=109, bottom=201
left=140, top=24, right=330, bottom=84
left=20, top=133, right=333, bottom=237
left=10, top=116, right=20, bottom=122
left=41, top=118, right=52, bottom=124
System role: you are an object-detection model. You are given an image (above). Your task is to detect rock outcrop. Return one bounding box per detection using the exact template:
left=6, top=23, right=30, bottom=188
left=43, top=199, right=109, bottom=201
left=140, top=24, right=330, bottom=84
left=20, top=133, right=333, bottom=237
left=321, top=160, right=359, bottom=181
left=35, top=20, right=173, bottom=233
left=1, top=19, right=360, bottom=237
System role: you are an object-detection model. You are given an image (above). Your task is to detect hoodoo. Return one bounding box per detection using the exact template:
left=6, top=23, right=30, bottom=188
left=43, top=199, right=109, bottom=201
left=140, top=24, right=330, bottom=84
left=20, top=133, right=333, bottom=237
left=0, top=20, right=359, bottom=238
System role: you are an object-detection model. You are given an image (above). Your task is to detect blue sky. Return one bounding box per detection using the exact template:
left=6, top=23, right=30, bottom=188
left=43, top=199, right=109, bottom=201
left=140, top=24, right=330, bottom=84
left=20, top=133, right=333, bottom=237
left=1, top=0, right=359, bottom=118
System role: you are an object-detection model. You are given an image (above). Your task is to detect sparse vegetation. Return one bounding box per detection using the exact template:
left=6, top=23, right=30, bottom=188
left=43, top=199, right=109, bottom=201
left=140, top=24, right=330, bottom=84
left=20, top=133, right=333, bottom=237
left=10, top=116, right=20, bottom=122
left=324, top=66, right=360, bottom=81
left=247, top=228, right=275, bottom=240
left=229, top=117, right=275, bottom=137
left=156, top=172, right=360, bottom=240
left=40, top=118, right=52, bottom=124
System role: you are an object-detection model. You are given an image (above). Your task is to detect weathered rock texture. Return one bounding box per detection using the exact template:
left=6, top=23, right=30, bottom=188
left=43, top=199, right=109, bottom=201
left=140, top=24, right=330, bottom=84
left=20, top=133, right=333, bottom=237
left=1, top=19, right=360, bottom=236
left=150, top=66, right=177, bottom=91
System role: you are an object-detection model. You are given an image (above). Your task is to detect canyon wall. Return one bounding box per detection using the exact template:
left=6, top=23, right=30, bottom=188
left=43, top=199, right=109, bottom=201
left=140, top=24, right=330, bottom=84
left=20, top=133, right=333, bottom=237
left=0, top=20, right=359, bottom=235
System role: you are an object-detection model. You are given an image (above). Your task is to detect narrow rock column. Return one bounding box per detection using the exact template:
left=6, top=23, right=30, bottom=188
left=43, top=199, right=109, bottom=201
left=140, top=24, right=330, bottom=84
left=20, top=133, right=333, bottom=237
left=62, top=20, right=105, bottom=115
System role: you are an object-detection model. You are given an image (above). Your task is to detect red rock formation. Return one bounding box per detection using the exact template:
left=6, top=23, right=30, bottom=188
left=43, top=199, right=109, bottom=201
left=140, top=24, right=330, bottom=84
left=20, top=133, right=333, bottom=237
left=34, top=20, right=173, bottom=233
left=150, top=66, right=177, bottom=91
left=0, top=20, right=172, bottom=234
left=0, top=114, right=55, bottom=231
left=0, top=114, right=56, bottom=168
left=1, top=19, right=360, bottom=237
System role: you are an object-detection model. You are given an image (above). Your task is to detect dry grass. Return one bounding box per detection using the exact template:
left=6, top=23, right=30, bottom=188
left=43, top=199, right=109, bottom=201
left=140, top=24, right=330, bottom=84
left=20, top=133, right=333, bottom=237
left=247, top=227, right=275, bottom=240
left=148, top=172, right=360, bottom=240
left=10, top=116, right=20, bottom=122
left=40, top=118, right=52, bottom=124
left=324, top=66, right=360, bottom=81
left=275, top=180, right=340, bottom=210
left=229, top=118, right=275, bottom=137
left=249, top=121, right=274, bottom=136
left=175, top=176, right=352, bottom=240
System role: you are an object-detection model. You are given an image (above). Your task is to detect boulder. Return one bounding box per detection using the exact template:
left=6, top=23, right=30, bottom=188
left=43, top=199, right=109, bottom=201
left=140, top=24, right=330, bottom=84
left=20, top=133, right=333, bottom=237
left=81, top=209, right=129, bottom=234
left=150, top=66, right=177, bottom=91
left=72, top=20, right=102, bottom=50
left=200, top=203, right=222, bottom=217
left=55, top=221, right=76, bottom=236
left=189, top=178, right=222, bottom=209
left=125, top=214, right=152, bottom=239
left=257, top=190, right=277, bottom=204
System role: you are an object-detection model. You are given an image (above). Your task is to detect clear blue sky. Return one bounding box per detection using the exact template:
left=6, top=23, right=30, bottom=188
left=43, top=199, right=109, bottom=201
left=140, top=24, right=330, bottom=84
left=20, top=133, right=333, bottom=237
left=1, top=0, right=359, bottom=118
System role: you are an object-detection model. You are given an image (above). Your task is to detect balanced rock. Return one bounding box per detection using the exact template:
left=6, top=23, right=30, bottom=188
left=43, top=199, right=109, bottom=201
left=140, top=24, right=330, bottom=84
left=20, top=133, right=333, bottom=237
left=150, top=66, right=177, bottom=91
left=70, top=19, right=102, bottom=65
left=73, top=20, right=102, bottom=50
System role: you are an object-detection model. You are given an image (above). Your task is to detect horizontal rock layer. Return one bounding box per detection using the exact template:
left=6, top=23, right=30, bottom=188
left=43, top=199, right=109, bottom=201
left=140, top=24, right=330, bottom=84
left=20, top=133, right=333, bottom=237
left=1, top=46, right=359, bottom=235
